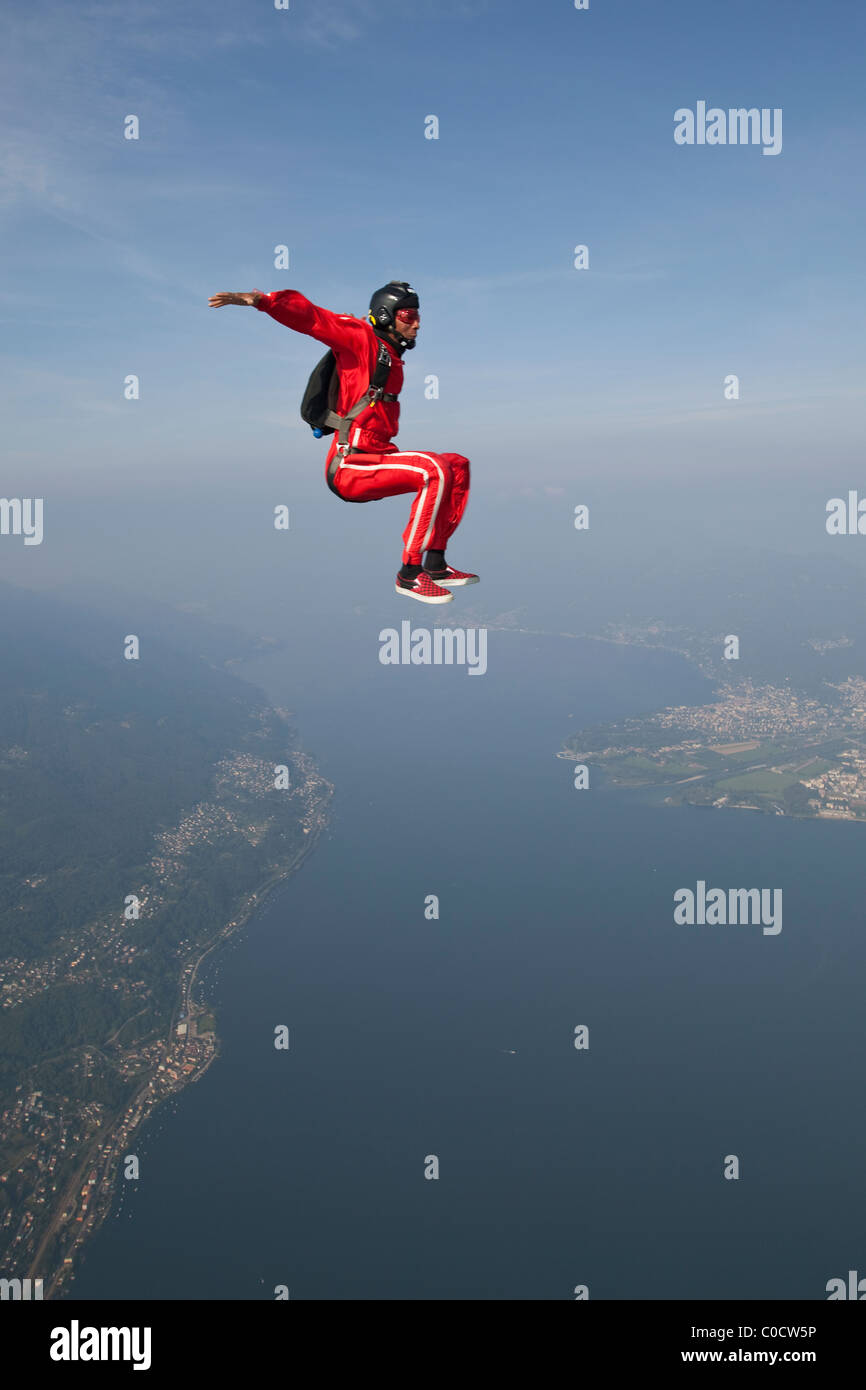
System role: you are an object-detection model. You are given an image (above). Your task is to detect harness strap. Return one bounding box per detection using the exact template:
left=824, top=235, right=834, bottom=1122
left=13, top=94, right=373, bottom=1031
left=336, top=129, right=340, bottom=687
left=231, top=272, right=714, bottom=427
left=327, top=447, right=366, bottom=501
left=324, top=338, right=397, bottom=501
left=327, top=340, right=396, bottom=453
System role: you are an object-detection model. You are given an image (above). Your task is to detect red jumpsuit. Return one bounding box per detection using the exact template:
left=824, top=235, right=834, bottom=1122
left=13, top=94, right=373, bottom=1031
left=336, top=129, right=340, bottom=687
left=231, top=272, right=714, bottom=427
left=256, top=290, right=470, bottom=566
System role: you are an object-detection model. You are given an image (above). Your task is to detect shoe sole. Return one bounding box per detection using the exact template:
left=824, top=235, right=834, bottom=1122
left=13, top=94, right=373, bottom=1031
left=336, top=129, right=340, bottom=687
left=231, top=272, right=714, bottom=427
left=395, top=584, right=453, bottom=604
left=432, top=575, right=479, bottom=587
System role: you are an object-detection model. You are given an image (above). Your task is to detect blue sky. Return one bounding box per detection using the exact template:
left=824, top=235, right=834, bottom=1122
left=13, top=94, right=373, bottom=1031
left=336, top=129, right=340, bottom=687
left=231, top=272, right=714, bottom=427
left=2, top=0, right=864, bottom=507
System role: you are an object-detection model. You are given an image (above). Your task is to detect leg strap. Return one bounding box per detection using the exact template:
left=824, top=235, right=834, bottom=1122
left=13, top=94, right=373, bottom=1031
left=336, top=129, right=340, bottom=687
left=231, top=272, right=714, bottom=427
left=327, top=448, right=367, bottom=503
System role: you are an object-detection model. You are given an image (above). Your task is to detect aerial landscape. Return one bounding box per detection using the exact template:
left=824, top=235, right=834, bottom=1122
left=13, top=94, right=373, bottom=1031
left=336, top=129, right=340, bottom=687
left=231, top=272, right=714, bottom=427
left=1, top=0, right=863, bottom=1362
left=0, top=582, right=331, bottom=1297
left=561, top=669, right=866, bottom=820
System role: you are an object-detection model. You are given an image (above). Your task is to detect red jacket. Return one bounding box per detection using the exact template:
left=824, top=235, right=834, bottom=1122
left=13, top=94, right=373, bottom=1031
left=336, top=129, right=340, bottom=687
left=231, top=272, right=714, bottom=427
left=256, top=289, right=403, bottom=451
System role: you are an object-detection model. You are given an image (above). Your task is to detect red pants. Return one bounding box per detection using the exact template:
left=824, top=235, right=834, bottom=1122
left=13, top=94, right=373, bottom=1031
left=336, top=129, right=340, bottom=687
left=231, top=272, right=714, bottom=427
left=326, top=444, right=470, bottom=565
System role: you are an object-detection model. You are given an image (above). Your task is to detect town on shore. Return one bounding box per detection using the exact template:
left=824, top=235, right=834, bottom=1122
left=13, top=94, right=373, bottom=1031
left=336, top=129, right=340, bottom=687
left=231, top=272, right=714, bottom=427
left=561, top=674, right=866, bottom=821
left=0, top=743, right=332, bottom=1300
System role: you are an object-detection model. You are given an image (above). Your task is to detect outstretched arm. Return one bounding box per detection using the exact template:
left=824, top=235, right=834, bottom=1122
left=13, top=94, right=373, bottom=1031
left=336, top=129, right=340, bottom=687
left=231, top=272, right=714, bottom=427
left=209, top=287, right=369, bottom=358
left=208, top=291, right=263, bottom=308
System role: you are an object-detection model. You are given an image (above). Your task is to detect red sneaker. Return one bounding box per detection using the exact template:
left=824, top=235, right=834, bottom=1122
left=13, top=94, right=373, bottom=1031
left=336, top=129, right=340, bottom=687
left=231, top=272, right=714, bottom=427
left=395, top=571, right=454, bottom=604
left=423, top=563, right=479, bottom=587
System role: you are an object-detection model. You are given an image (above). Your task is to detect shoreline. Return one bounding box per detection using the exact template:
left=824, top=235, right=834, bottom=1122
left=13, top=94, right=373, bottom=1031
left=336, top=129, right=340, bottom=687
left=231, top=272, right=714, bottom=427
left=467, top=620, right=721, bottom=681
left=554, top=753, right=866, bottom=824
left=35, top=791, right=332, bottom=1300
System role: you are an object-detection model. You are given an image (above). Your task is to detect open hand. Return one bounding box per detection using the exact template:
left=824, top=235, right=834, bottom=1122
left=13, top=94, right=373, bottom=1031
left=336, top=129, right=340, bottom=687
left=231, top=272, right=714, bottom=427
left=208, top=290, right=263, bottom=308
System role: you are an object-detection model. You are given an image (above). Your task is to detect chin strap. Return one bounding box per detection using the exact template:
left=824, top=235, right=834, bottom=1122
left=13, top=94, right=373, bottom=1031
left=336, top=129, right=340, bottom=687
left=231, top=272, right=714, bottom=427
left=373, top=324, right=413, bottom=354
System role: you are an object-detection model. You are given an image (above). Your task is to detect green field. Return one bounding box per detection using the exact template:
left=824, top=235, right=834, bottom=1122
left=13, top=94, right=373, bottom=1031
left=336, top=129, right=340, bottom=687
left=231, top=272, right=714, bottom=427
left=611, top=755, right=698, bottom=777
left=785, top=757, right=835, bottom=778
left=710, top=741, right=793, bottom=766
left=608, top=759, right=670, bottom=784
left=717, top=769, right=804, bottom=794
left=717, top=756, right=838, bottom=796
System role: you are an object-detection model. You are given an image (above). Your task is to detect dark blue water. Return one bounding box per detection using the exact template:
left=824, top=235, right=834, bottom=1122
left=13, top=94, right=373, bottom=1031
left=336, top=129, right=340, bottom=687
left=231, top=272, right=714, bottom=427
left=69, top=627, right=866, bottom=1300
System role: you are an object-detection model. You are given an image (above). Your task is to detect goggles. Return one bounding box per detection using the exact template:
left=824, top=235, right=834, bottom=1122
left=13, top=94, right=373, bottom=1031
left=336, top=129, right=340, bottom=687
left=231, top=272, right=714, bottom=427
left=395, top=307, right=419, bottom=324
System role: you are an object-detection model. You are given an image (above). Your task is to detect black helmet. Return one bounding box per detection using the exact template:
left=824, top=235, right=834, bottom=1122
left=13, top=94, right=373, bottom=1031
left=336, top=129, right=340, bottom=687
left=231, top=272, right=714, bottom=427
left=368, top=280, right=419, bottom=350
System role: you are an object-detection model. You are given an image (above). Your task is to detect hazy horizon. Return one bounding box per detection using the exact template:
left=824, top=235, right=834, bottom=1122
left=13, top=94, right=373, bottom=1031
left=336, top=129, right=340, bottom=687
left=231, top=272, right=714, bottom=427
left=2, top=0, right=864, bottom=514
